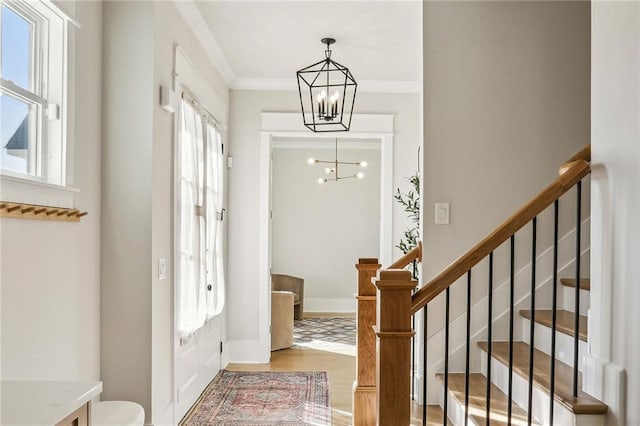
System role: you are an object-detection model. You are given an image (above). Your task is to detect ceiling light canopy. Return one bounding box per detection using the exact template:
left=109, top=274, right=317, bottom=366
left=297, top=38, right=357, bottom=132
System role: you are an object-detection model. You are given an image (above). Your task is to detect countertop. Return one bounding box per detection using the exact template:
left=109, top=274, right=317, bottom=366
left=1, top=381, right=102, bottom=426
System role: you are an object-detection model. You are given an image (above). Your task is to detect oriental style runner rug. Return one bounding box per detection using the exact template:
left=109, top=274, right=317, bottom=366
left=180, top=370, right=331, bottom=425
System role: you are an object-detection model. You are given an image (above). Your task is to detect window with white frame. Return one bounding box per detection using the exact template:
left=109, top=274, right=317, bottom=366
left=177, top=96, right=225, bottom=340
left=0, top=0, right=70, bottom=186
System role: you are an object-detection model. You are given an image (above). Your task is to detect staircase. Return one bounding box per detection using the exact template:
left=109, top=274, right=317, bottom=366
left=440, top=276, right=606, bottom=426
left=352, top=145, right=610, bottom=425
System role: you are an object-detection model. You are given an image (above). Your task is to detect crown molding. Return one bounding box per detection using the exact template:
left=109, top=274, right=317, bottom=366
left=173, top=1, right=421, bottom=95
left=272, top=140, right=380, bottom=150
left=261, top=112, right=394, bottom=134
left=233, top=78, right=296, bottom=92
left=358, top=80, right=422, bottom=94
left=172, top=0, right=236, bottom=87
left=233, top=77, right=421, bottom=94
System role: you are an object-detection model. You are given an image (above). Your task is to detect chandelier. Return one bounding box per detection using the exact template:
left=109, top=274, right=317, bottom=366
left=308, top=138, right=367, bottom=184
left=297, top=38, right=357, bottom=132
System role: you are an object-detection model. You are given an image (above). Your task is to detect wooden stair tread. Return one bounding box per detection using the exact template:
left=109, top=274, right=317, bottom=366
left=560, top=278, right=591, bottom=290
left=436, top=373, right=536, bottom=425
left=519, top=309, right=587, bottom=342
left=478, top=341, right=608, bottom=415
left=411, top=404, right=452, bottom=426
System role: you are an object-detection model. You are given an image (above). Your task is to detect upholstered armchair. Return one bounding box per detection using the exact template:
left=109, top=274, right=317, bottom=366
left=271, top=291, right=294, bottom=351
left=271, top=274, right=304, bottom=320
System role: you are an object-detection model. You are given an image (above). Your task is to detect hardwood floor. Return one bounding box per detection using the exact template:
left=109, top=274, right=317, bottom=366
left=227, top=345, right=445, bottom=425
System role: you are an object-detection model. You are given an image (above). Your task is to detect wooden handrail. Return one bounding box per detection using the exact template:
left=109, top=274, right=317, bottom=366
left=387, top=241, right=422, bottom=269
left=411, top=156, right=590, bottom=314
left=559, top=145, right=590, bottom=176
left=563, top=144, right=591, bottom=167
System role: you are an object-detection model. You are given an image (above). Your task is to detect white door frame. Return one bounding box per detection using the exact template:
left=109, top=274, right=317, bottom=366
left=257, top=112, right=395, bottom=359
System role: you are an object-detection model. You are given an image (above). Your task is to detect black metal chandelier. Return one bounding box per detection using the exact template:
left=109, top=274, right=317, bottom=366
left=296, top=38, right=357, bottom=132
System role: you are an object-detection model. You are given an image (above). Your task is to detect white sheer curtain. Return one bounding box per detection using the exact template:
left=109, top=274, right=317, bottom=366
left=205, top=123, right=225, bottom=319
left=178, top=99, right=225, bottom=338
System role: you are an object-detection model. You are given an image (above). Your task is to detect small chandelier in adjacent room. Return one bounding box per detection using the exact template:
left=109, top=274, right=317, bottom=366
left=297, top=38, right=357, bottom=132
left=308, top=138, right=367, bottom=184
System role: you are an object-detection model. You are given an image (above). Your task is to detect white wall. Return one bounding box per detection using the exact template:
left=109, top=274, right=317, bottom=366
left=271, top=146, right=381, bottom=312
left=421, top=0, right=590, bottom=316
left=101, top=0, right=154, bottom=415
left=227, top=90, right=420, bottom=356
left=422, top=0, right=590, bottom=283
left=101, top=1, right=230, bottom=423
left=156, top=3, right=230, bottom=423
left=420, top=0, right=591, bottom=401
left=590, top=2, right=640, bottom=424
left=1, top=0, right=102, bottom=382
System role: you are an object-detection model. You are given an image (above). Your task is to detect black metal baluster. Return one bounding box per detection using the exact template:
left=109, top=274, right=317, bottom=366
left=573, top=181, right=582, bottom=397
left=508, top=236, right=515, bottom=426
left=412, top=261, right=417, bottom=401
left=550, top=200, right=559, bottom=425
left=528, top=217, right=537, bottom=425
left=444, top=286, right=450, bottom=425
left=465, top=271, right=472, bottom=426
left=486, top=252, right=494, bottom=426
left=423, top=304, right=428, bottom=425
left=412, top=311, right=416, bottom=401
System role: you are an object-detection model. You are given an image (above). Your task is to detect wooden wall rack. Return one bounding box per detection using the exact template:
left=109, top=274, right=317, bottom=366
left=0, top=201, right=88, bottom=222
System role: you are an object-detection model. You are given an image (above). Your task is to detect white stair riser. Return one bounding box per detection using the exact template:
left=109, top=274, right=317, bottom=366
left=561, top=286, right=590, bottom=316
left=480, top=352, right=605, bottom=426
left=521, top=318, right=588, bottom=372
left=437, top=381, right=481, bottom=426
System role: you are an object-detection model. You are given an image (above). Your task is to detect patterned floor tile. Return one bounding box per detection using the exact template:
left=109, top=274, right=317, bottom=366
left=294, top=317, right=356, bottom=347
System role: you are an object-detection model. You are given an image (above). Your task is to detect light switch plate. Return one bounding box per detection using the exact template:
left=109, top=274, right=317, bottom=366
left=435, top=202, right=450, bottom=225
left=159, top=258, right=166, bottom=280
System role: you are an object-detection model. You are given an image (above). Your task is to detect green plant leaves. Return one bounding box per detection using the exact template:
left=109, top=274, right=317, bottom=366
left=395, top=172, right=421, bottom=254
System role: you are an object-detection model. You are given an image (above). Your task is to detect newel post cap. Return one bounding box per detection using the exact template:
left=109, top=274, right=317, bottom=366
left=356, top=258, right=381, bottom=270
left=373, top=269, right=417, bottom=290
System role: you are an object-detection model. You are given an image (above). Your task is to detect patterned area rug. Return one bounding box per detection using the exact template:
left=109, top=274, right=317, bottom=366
left=180, top=370, right=331, bottom=425
left=293, top=317, right=356, bottom=355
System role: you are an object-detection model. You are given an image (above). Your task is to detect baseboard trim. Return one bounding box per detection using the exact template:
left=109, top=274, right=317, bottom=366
left=304, top=312, right=355, bottom=318
left=583, top=353, right=626, bottom=426
left=151, top=401, right=173, bottom=426
left=221, top=339, right=230, bottom=368
left=305, top=298, right=356, bottom=313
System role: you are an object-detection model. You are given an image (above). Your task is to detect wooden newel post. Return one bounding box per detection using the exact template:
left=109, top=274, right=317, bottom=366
left=373, top=269, right=416, bottom=426
left=353, top=258, right=382, bottom=426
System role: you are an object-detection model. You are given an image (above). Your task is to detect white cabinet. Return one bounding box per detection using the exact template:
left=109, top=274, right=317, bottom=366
left=1, top=381, right=102, bottom=426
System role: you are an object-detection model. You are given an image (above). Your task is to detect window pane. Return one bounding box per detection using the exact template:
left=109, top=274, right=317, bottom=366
left=0, top=94, right=34, bottom=175
left=1, top=5, right=32, bottom=90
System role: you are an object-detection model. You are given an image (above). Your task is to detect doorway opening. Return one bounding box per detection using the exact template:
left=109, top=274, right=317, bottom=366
left=257, top=112, right=395, bottom=359
left=271, top=137, right=381, bottom=315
